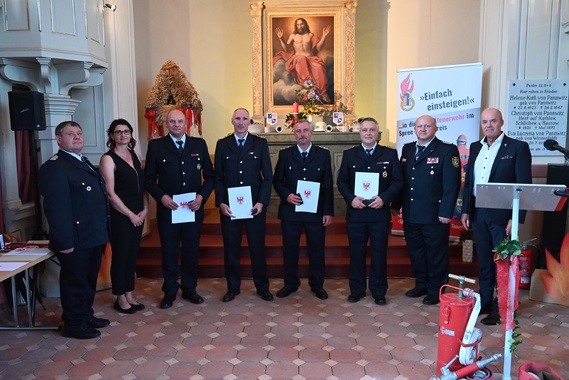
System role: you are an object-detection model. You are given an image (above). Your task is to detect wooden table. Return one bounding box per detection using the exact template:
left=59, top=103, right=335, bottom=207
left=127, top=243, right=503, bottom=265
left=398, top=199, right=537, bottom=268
left=0, top=248, right=58, bottom=330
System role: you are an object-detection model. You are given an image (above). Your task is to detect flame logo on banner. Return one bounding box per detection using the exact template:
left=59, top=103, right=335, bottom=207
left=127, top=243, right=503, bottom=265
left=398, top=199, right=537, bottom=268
left=399, top=73, right=415, bottom=111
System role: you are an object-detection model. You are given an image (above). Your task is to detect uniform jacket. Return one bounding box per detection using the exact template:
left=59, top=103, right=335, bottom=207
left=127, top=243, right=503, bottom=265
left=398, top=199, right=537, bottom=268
left=462, top=134, right=532, bottom=224
left=395, top=137, right=461, bottom=224
left=39, top=150, right=110, bottom=252
left=337, top=144, right=403, bottom=223
left=145, top=135, right=214, bottom=222
left=273, top=145, right=334, bottom=222
left=214, top=133, right=273, bottom=207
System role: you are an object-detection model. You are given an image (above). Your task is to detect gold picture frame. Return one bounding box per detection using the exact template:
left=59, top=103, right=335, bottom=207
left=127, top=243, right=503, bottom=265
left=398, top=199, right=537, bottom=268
left=249, top=1, right=357, bottom=123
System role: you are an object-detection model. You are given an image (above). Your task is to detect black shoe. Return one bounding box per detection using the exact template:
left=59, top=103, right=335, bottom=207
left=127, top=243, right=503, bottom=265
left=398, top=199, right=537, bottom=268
left=405, top=287, right=428, bottom=298
left=479, top=305, right=493, bottom=315
left=257, top=290, right=274, bottom=301
left=480, top=312, right=501, bottom=326
left=87, top=317, right=110, bottom=328
left=347, top=293, right=365, bottom=303
left=311, top=287, right=328, bottom=300
left=129, top=303, right=145, bottom=311
left=276, top=285, right=298, bottom=298
left=62, top=327, right=101, bottom=340
left=114, top=300, right=136, bottom=314
left=222, top=291, right=240, bottom=303
left=374, top=296, right=386, bottom=305
left=182, top=290, right=204, bottom=304
left=422, top=295, right=440, bottom=305
left=160, top=294, right=176, bottom=309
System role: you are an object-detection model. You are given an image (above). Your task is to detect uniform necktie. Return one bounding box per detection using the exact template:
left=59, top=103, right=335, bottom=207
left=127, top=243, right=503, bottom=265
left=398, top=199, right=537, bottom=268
left=238, top=138, right=244, bottom=150
left=415, top=145, right=425, bottom=161
left=301, top=151, right=307, bottom=160
left=82, top=156, right=95, bottom=172
left=176, top=140, right=183, bottom=155
left=365, top=148, right=372, bottom=157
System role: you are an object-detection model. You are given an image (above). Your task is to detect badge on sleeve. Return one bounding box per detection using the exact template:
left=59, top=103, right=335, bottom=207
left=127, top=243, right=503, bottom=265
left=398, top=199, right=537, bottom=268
left=452, top=156, right=460, bottom=168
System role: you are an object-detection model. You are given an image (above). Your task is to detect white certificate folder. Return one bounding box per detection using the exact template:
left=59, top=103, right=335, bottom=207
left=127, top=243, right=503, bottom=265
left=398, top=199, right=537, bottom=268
left=172, top=192, right=196, bottom=223
left=354, top=172, right=379, bottom=199
left=295, top=180, right=320, bottom=213
left=228, top=186, right=254, bottom=219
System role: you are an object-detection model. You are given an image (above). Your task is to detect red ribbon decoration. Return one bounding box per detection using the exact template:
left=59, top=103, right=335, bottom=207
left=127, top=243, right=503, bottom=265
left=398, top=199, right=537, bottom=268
left=495, top=255, right=520, bottom=332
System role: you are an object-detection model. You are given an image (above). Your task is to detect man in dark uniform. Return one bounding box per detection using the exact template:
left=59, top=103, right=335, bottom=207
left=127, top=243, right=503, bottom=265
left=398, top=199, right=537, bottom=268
left=145, top=107, right=214, bottom=309
left=214, top=108, right=273, bottom=302
left=337, top=117, right=403, bottom=305
left=461, top=107, right=532, bottom=325
left=39, top=121, right=111, bottom=339
left=273, top=119, right=334, bottom=299
left=392, top=114, right=461, bottom=305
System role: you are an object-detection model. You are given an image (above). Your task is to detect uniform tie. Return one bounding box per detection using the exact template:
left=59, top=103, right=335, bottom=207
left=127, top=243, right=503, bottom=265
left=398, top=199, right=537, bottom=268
left=365, top=148, right=373, bottom=157
left=415, top=145, right=425, bottom=161
left=176, top=140, right=183, bottom=155
left=81, top=156, right=96, bottom=172
left=301, top=151, right=308, bottom=160
left=238, top=138, right=244, bottom=150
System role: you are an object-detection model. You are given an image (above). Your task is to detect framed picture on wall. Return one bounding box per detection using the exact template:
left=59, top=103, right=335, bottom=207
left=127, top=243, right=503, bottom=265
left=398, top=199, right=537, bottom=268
left=249, top=1, right=357, bottom=122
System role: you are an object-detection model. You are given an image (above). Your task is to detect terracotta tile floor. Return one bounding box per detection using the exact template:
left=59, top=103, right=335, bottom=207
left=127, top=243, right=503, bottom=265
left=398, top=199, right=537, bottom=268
left=1, top=277, right=567, bottom=380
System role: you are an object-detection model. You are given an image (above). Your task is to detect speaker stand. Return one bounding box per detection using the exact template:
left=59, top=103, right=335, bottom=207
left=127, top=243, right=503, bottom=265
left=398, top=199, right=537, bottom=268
left=30, top=131, right=47, bottom=240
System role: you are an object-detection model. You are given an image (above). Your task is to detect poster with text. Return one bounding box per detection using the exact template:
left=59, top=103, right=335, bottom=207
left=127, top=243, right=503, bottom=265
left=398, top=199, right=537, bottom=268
left=394, top=63, right=483, bottom=240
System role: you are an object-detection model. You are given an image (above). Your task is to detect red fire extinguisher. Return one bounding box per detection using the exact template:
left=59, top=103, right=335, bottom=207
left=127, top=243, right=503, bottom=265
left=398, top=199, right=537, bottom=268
left=436, top=280, right=477, bottom=376
left=518, top=239, right=537, bottom=289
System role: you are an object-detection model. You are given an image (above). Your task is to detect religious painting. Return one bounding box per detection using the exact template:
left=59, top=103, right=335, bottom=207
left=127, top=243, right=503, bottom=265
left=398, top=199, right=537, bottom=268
left=271, top=15, right=335, bottom=106
left=249, top=1, right=357, bottom=121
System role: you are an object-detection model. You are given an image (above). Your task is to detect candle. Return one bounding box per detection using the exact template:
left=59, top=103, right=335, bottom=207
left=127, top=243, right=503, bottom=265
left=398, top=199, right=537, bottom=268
left=293, top=102, right=299, bottom=113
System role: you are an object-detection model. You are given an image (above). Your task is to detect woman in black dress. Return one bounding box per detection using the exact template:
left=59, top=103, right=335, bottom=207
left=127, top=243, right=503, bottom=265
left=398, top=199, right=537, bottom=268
left=99, top=119, right=148, bottom=314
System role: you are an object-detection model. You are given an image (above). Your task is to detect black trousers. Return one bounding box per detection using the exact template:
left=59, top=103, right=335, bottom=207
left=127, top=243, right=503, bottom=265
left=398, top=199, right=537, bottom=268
left=56, top=245, right=104, bottom=332
left=403, top=221, right=450, bottom=297
left=346, top=221, right=389, bottom=297
left=110, top=211, right=143, bottom=295
left=157, top=218, right=203, bottom=296
left=471, top=207, right=506, bottom=311
left=280, top=220, right=326, bottom=288
left=221, top=211, right=269, bottom=292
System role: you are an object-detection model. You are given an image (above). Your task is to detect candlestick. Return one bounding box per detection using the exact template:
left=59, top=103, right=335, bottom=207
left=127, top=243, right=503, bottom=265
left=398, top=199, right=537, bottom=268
left=292, top=102, right=299, bottom=114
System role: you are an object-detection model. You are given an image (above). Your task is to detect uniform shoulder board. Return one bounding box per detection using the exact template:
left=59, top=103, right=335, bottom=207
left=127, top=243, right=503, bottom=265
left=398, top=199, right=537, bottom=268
left=49, top=154, right=59, bottom=161
left=442, top=140, right=453, bottom=144
left=403, top=141, right=416, bottom=147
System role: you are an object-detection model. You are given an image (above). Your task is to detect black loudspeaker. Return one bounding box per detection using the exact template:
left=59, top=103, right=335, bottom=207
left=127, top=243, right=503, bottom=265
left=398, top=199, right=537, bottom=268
left=8, top=91, right=47, bottom=131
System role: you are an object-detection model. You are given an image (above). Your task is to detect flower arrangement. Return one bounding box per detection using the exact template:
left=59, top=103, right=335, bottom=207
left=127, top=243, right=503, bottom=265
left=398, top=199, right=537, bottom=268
left=285, top=80, right=324, bottom=127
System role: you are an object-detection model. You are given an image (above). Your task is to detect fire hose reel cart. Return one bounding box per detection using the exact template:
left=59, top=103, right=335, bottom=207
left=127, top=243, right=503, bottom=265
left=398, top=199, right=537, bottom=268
left=436, top=275, right=484, bottom=376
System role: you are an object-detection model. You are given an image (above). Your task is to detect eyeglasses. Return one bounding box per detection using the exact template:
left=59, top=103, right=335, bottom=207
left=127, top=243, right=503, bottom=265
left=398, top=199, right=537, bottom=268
left=113, top=130, right=131, bottom=136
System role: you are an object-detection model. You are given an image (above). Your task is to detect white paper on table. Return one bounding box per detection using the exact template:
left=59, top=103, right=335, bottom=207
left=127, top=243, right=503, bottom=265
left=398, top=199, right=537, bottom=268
left=172, top=192, right=196, bottom=223
left=0, top=262, right=28, bottom=272
left=295, top=180, right=320, bottom=213
left=354, top=172, right=379, bottom=198
left=228, top=186, right=254, bottom=219
left=3, top=246, right=51, bottom=256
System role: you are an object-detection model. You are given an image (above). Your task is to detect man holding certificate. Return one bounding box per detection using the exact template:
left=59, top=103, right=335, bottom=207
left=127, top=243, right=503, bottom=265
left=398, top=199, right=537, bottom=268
left=214, top=108, right=274, bottom=303
left=145, top=107, right=214, bottom=309
left=273, top=119, right=334, bottom=300
left=337, top=117, right=403, bottom=305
